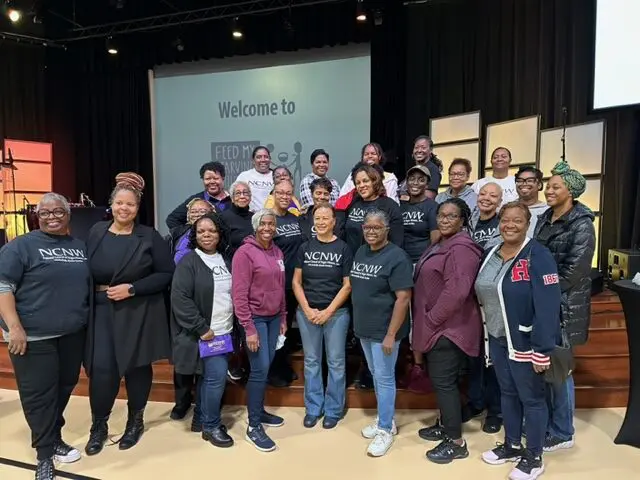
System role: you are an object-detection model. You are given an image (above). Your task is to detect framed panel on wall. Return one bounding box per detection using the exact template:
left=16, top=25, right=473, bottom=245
left=539, top=120, right=605, bottom=177
left=485, top=115, right=540, bottom=167
left=433, top=141, right=481, bottom=185
left=429, top=111, right=481, bottom=145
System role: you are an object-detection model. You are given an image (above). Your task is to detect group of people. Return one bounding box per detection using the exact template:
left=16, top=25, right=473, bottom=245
left=0, top=136, right=596, bottom=480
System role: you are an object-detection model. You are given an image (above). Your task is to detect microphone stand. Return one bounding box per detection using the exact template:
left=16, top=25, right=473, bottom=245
left=8, top=149, right=19, bottom=237
left=560, top=106, right=568, bottom=163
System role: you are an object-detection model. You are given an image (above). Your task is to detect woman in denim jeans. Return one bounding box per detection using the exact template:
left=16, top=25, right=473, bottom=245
left=232, top=209, right=287, bottom=452
left=349, top=209, right=413, bottom=457
left=292, top=205, right=352, bottom=429
left=171, top=213, right=234, bottom=448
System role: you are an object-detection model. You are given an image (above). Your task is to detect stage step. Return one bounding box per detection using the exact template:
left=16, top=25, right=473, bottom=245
left=0, top=290, right=630, bottom=409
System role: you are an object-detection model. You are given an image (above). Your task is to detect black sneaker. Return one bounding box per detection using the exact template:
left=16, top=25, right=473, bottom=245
left=483, top=415, right=503, bottom=434
left=482, top=442, right=523, bottom=465
left=53, top=438, right=81, bottom=463
left=227, top=366, right=245, bottom=382
left=543, top=435, right=574, bottom=452
left=260, top=410, right=284, bottom=427
left=35, top=457, right=55, bottom=480
left=426, top=438, right=469, bottom=464
left=509, top=451, right=545, bottom=480
left=418, top=420, right=445, bottom=441
left=245, top=424, right=276, bottom=452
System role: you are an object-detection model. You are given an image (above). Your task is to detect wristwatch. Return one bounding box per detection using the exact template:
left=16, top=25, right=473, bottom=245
left=128, top=284, right=136, bottom=297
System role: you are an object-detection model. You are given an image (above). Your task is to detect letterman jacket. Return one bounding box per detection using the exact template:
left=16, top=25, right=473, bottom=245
left=478, top=237, right=562, bottom=366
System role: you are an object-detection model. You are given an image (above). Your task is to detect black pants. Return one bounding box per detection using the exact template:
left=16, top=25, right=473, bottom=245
left=174, top=372, right=196, bottom=407
left=88, top=301, right=153, bottom=418
left=426, top=336, right=467, bottom=440
left=10, top=328, right=86, bottom=461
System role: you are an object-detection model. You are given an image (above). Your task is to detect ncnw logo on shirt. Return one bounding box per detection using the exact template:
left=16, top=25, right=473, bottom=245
left=403, top=210, right=424, bottom=225
left=276, top=223, right=301, bottom=236
left=304, top=251, right=342, bottom=263
left=212, top=265, right=230, bottom=276
left=38, top=248, right=86, bottom=263
left=348, top=208, right=367, bottom=222
left=248, top=180, right=272, bottom=188
left=352, top=262, right=383, bottom=275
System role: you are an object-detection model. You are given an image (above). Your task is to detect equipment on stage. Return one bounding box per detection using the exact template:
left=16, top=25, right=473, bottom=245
left=608, top=248, right=640, bottom=282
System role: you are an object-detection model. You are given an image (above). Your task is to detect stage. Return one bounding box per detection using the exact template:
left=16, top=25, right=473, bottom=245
left=0, top=290, right=628, bottom=409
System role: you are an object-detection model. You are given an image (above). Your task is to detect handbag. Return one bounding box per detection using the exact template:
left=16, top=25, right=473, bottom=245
left=544, top=324, right=575, bottom=385
left=198, top=334, right=234, bottom=358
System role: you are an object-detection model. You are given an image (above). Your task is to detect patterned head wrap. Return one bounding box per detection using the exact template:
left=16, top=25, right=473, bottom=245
left=115, top=172, right=145, bottom=195
left=550, top=161, right=586, bottom=199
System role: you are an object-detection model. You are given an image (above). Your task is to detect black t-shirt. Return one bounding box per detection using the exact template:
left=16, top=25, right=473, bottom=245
left=401, top=198, right=438, bottom=262
left=273, top=212, right=304, bottom=289
left=349, top=242, right=414, bottom=342
left=295, top=237, right=352, bottom=309
left=343, top=196, right=404, bottom=255
left=472, top=214, right=500, bottom=249
left=0, top=230, right=90, bottom=337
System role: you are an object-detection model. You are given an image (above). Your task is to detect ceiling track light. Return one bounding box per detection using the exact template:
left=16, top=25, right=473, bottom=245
left=231, top=17, right=243, bottom=39
left=356, top=0, right=366, bottom=22
left=106, top=37, right=118, bottom=55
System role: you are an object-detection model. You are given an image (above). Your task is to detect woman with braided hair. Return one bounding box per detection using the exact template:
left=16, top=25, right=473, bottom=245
left=84, top=172, right=175, bottom=455
left=534, top=161, right=596, bottom=453
left=411, top=197, right=483, bottom=464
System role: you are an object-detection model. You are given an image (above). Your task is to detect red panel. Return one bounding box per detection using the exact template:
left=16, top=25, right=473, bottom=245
left=3, top=139, right=52, bottom=163
left=2, top=161, right=52, bottom=193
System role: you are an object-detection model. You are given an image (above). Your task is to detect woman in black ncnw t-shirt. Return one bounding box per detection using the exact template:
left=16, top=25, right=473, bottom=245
left=292, top=205, right=352, bottom=430
left=350, top=209, right=413, bottom=458
left=0, top=193, right=90, bottom=478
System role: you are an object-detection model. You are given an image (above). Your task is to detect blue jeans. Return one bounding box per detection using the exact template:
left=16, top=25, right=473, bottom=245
left=198, top=354, right=229, bottom=431
left=297, top=307, right=350, bottom=418
left=360, top=338, right=400, bottom=432
left=468, top=355, right=502, bottom=417
left=246, top=315, right=280, bottom=427
left=489, top=336, right=548, bottom=456
left=546, top=374, right=575, bottom=440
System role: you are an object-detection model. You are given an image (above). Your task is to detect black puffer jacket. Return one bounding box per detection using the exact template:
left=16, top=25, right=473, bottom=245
left=534, top=202, right=596, bottom=346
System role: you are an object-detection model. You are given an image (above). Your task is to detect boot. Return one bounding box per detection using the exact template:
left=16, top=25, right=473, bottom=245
left=118, top=408, right=145, bottom=450
left=85, top=415, right=109, bottom=456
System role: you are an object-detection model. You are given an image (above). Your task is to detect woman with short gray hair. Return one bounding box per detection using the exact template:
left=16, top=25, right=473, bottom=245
left=232, top=208, right=287, bottom=452
left=0, top=192, right=90, bottom=479
left=219, top=181, right=254, bottom=256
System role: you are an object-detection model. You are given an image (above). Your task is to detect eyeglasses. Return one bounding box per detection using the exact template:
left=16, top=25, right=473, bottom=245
left=275, top=191, right=293, bottom=197
left=189, top=209, right=209, bottom=215
left=362, top=225, right=386, bottom=232
left=515, top=178, right=539, bottom=185
left=437, top=213, right=461, bottom=222
left=38, top=209, right=67, bottom=219
left=233, top=190, right=251, bottom=197
left=449, top=172, right=468, bottom=179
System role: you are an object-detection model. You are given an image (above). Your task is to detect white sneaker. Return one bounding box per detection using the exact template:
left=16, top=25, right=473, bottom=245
left=367, top=430, right=394, bottom=457
left=361, top=417, right=398, bottom=439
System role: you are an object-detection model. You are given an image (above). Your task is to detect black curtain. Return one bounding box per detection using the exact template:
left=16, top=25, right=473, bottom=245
left=0, top=43, right=47, bottom=143
left=401, top=0, right=640, bottom=262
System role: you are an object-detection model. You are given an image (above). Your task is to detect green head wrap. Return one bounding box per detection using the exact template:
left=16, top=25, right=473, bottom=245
left=551, top=161, right=586, bottom=199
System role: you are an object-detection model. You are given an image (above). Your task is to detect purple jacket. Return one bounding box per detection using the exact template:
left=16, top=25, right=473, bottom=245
left=231, top=236, right=286, bottom=337
left=411, top=231, right=483, bottom=357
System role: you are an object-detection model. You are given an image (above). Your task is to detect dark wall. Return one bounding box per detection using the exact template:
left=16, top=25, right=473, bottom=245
left=398, top=0, right=640, bottom=259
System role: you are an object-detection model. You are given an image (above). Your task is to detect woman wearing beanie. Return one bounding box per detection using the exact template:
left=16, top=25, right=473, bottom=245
left=84, top=172, right=174, bottom=455
left=534, top=161, right=596, bottom=453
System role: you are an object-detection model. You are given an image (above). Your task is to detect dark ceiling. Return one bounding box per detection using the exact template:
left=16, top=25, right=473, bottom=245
left=1, top=0, right=385, bottom=44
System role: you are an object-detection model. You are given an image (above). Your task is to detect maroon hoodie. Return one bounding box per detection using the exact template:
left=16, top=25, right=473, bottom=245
left=231, top=236, right=287, bottom=337
left=411, top=231, right=483, bottom=357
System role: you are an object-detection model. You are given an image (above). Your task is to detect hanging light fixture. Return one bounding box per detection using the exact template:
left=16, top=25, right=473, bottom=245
left=356, top=0, right=366, bottom=22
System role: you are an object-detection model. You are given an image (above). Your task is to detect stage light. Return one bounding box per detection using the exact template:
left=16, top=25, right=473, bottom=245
left=232, top=17, right=243, bottom=39
left=8, top=9, right=21, bottom=23
left=106, top=37, right=118, bottom=55
left=356, top=0, right=366, bottom=22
